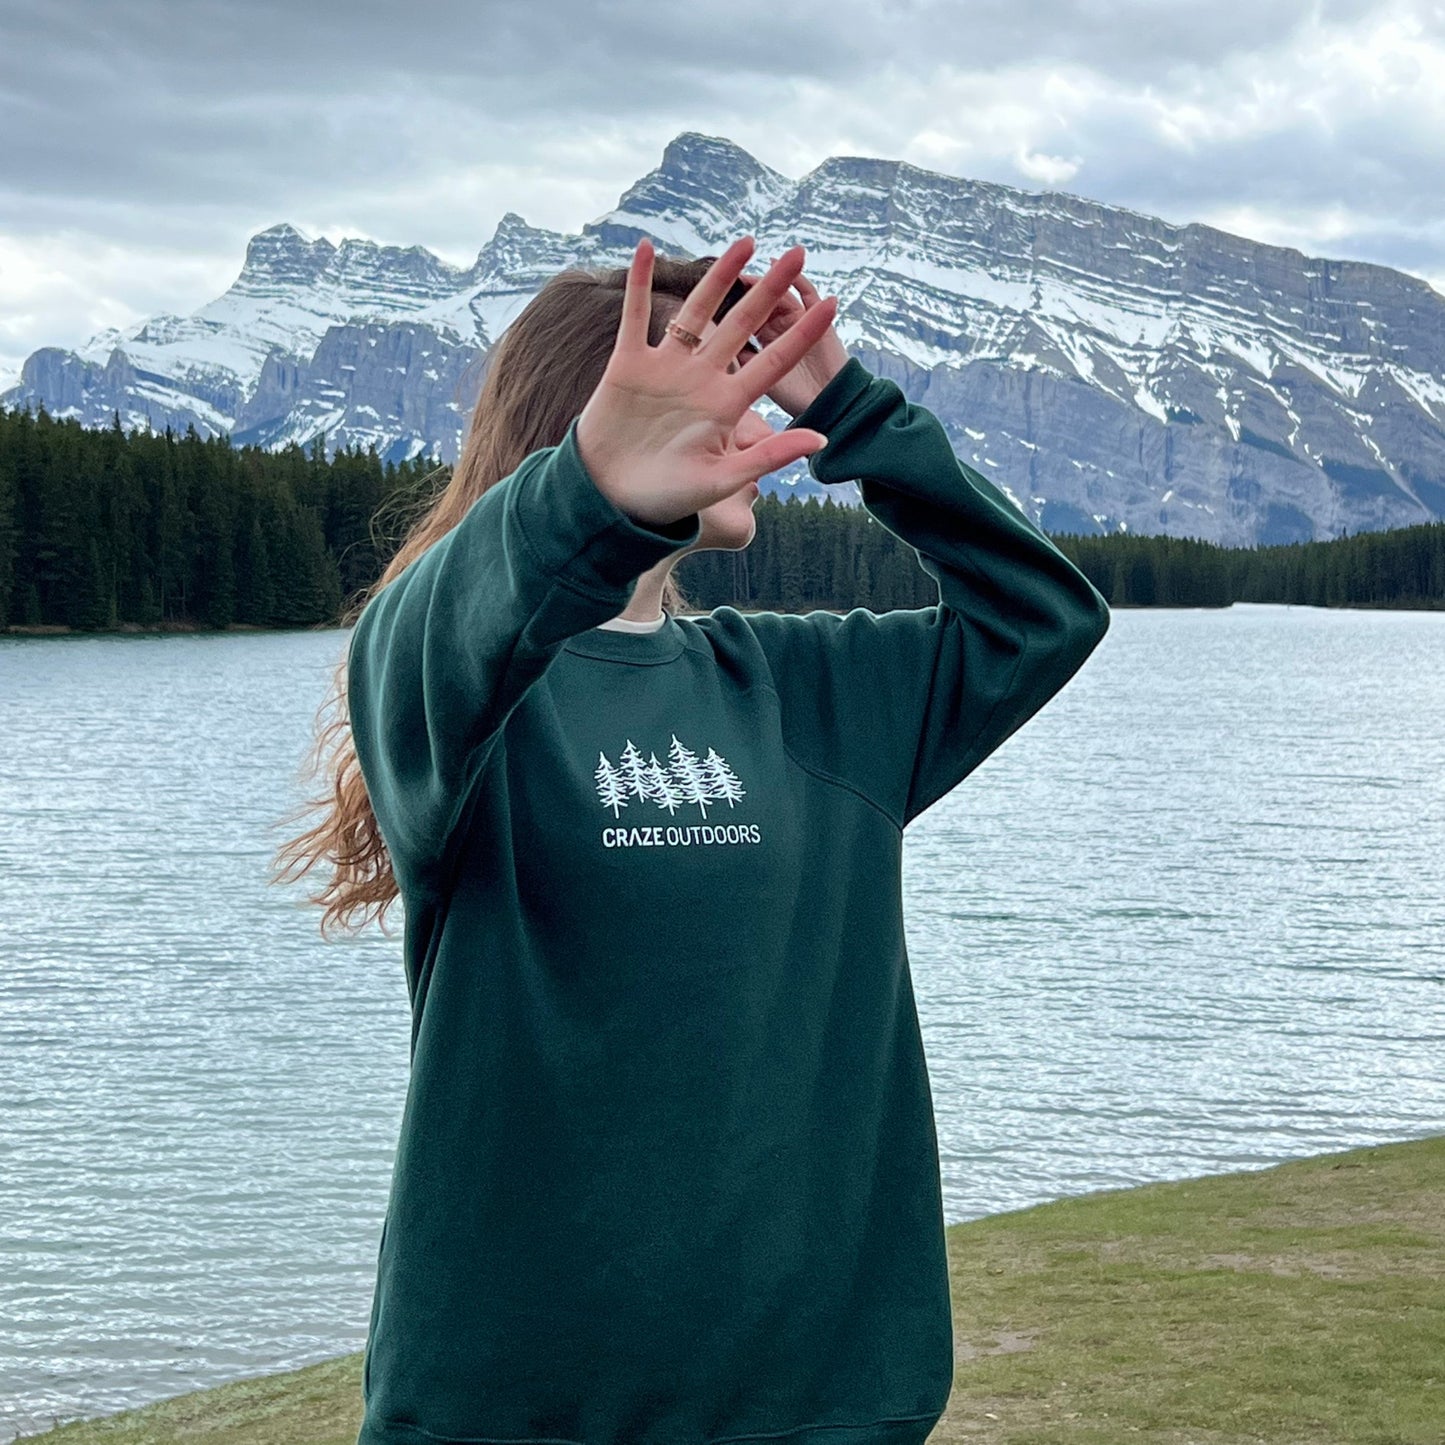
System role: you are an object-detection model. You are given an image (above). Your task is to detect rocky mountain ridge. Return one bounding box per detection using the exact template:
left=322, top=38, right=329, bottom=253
left=7, top=131, right=1445, bottom=544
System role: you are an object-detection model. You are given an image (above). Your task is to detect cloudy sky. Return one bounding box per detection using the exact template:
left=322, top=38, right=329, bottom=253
left=2, top=0, right=1443, bottom=386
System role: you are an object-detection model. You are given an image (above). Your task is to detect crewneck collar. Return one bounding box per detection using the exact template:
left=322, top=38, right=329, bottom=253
left=596, top=612, right=667, bottom=633
left=563, top=610, right=686, bottom=665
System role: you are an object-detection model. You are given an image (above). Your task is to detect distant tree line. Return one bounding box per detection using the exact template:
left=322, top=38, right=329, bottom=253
left=1, top=404, right=1442, bottom=632
left=0, top=406, right=426, bottom=630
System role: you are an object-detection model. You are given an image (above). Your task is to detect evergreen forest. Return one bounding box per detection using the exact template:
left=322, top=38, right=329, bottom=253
left=1, top=405, right=1442, bottom=632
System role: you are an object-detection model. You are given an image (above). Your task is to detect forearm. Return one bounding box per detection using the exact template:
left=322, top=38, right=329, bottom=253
left=347, top=419, right=700, bottom=892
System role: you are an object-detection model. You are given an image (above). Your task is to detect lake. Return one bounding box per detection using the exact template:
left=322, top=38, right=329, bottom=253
left=1, top=603, right=1441, bottom=1440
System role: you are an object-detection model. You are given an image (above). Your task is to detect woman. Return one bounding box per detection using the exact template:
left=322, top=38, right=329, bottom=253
left=278, top=236, right=1110, bottom=1445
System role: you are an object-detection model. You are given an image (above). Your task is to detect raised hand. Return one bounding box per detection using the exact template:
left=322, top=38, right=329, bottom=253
left=731, top=267, right=851, bottom=418
left=574, top=236, right=839, bottom=531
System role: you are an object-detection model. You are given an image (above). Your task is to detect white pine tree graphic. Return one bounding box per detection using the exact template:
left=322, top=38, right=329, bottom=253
left=595, top=735, right=747, bottom=817
left=668, top=734, right=715, bottom=818
left=644, top=753, right=684, bottom=814
left=702, top=747, right=746, bottom=808
left=595, top=752, right=629, bottom=817
left=617, top=740, right=652, bottom=802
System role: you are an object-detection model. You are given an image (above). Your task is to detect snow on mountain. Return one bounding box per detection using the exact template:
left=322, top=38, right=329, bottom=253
left=7, top=130, right=1445, bottom=543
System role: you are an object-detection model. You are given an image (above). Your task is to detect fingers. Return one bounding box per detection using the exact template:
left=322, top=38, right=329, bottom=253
left=792, top=272, right=824, bottom=305
left=708, top=426, right=828, bottom=500
left=701, top=247, right=807, bottom=362
left=616, top=237, right=656, bottom=353
left=742, top=285, right=804, bottom=343
left=727, top=293, right=839, bottom=407
left=624, top=238, right=819, bottom=363
left=733, top=271, right=805, bottom=327
left=655, top=236, right=756, bottom=353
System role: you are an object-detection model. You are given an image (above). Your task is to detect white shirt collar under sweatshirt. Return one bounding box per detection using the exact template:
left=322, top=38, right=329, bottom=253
left=595, top=610, right=668, bottom=634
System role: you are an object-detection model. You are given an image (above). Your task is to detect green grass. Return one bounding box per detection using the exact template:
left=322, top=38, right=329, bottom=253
left=936, top=1134, right=1443, bottom=1443
left=19, top=1135, right=1445, bottom=1444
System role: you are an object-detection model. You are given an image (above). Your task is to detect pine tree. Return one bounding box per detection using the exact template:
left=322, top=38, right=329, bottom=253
left=701, top=747, right=746, bottom=807
left=644, top=753, right=684, bottom=814
left=618, top=740, right=652, bottom=802
left=595, top=753, right=628, bottom=818
left=0, top=415, right=21, bottom=626
left=668, top=734, right=713, bottom=817
left=235, top=514, right=274, bottom=625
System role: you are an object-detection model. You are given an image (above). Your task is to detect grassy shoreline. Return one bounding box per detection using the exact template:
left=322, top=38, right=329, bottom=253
left=17, top=1134, right=1444, bottom=1444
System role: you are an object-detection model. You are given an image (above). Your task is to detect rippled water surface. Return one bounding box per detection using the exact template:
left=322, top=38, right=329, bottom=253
left=2, top=604, right=1442, bottom=1439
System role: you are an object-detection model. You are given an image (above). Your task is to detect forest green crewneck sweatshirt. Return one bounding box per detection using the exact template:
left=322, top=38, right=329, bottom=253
left=346, top=358, right=1110, bottom=1445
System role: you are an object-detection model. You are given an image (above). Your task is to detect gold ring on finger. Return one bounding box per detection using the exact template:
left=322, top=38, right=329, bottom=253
left=663, top=320, right=704, bottom=350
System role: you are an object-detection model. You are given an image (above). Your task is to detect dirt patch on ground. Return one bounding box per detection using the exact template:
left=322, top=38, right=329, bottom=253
left=934, top=1394, right=1278, bottom=1444
left=1058, top=1223, right=1445, bottom=1281
left=954, top=1328, right=1040, bottom=1363
left=1197, top=1250, right=1348, bottom=1278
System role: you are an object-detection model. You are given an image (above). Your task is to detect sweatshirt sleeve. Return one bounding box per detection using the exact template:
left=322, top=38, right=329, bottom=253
left=346, top=416, right=701, bottom=897
left=743, top=356, right=1111, bottom=828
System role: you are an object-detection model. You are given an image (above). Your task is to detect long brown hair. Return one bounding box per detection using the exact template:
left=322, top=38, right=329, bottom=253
left=269, top=251, right=730, bottom=939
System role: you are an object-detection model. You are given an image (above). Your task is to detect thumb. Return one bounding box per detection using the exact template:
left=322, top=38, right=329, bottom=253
left=727, top=427, right=828, bottom=487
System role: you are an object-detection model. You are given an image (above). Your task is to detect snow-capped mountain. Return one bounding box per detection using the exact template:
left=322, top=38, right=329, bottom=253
left=8, top=131, right=1445, bottom=545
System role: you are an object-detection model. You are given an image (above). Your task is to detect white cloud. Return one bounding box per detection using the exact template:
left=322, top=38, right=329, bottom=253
left=0, top=234, right=235, bottom=387
left=2, top=0, right=1444, bottom=373
left=1015, top=150, right=1084, bottom=186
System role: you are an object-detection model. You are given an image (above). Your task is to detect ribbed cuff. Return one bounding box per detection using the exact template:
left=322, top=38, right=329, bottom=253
left=509, top=416, right=702, bottom=600
left=784, top=358, right=888, bottom=484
